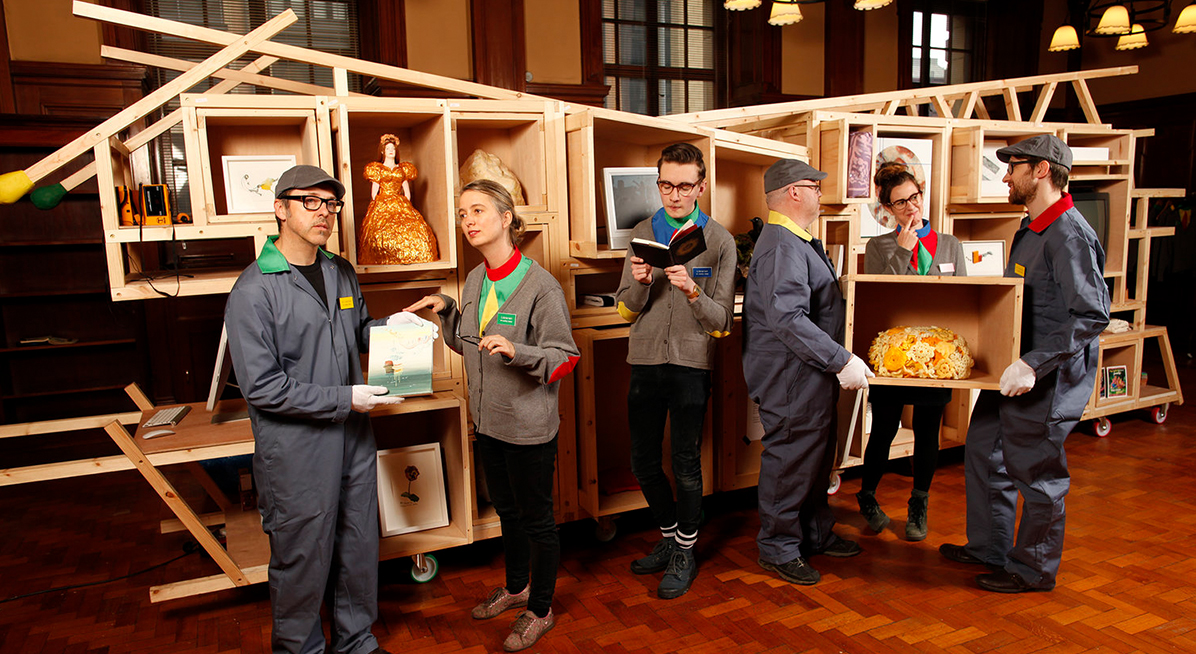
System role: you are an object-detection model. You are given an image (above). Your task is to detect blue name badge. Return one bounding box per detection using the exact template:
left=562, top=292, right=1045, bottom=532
left=692, top=266, right=713, bottom=278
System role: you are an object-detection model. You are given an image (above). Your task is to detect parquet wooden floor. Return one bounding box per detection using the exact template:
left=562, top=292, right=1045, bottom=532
left=3, top=361, right=1193, bottom=653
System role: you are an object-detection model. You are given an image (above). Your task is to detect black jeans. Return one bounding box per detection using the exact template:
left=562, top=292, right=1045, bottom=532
left=474, top=433, right=559, bottom=617
left=862, top=386, right=950, bottom=493
left=628, top=364, right=711, bottom=536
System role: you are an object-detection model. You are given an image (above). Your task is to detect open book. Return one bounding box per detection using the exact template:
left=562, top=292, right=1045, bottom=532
left=629, top=219, right=707, bottom=268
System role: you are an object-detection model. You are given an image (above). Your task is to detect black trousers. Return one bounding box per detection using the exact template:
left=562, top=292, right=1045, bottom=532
left=861, top=386, right=950, bottom=493
left=474, top=432, right=559, bottom=617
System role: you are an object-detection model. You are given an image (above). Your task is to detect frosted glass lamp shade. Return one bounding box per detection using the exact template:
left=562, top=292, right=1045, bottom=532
left=1049, top=25, right=1081, bottom=51
left=1095, top=5, right=1131, bottom=35
left=1115, top=23, right=1148, bottom=50
left=768, top=1, right=803, bottom=25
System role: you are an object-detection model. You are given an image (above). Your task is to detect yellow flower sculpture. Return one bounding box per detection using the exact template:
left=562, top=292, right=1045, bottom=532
left=868, top=325, right=973, bottom=380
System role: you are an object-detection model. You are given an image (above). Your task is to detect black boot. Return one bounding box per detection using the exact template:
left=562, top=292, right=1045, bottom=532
left=856, top=490, right=890, bottom=533
left=906, top=490, right=929, bottom=541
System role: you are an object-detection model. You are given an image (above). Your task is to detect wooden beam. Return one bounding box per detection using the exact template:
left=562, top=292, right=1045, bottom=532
left=20, top=10, right=297, bottom=186
left=1072, top=79, right=1102, bottom=124
left=974, top=96, right=992, bottom=120
left=0, top=412, right=141, bottom=439
left=931, top=95, right=954, bottom=119
left=883, top=99, right=901, bottom=115
left=1029, top=81, right=1057, bottom=123
left=1003, top=87, right=1022, bottom=122
left=959, top=91, right=979, bottom=120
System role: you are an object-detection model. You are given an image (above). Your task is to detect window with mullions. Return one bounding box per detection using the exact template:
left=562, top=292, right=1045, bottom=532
left=910, top=2, right=984, bottom=87
left=602, top=0, right=716, bottom=116
left=143, top=0, right=360, bottom=215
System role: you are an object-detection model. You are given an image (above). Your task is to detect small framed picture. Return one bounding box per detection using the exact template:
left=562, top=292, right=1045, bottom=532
left=222, top=155, right=297, bottom=214
left=377, top=443, right=449, bottom=537
left=981, top=140, right=1008, bottom=198
left=962, top=240, right=1006, bottom=277
left=1106, top=365, right=1129, bottom=399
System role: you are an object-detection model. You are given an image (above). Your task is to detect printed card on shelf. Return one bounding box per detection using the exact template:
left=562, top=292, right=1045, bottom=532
left=368, top=322, right=436, bottom=397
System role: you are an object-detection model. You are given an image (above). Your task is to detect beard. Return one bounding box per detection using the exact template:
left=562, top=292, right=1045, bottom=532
left=1008, top=178, right=1037, bottom=205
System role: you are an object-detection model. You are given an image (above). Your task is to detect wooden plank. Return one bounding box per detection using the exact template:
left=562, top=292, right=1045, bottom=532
left=0, top=412, right=141, bottom=439
left=72, top=1, right=543, bottom=102
left=1029, top=81, right=1057, bottom=123
left=1003, top=87, right=1022, bottom=122
left=124, top=382, right=154, bottom=411
left=1072, top=79, right=1101, bottom=124
left=882, top=99, right=900, bottom=116
left=150, top=565, right=269, bottom=603
left=104, top=421, right=251, bottom=586
left=21, top=9, right=297, bottom=185
left=959, top=91, right=979, bottom=120
left=160, top=511, right=226, bottom=534
left=931, top=95, right=953, bottom=119
left=974, top=96, right=992, bottom=120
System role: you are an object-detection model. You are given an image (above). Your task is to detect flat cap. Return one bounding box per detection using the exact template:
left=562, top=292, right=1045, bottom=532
left=764, top=159, right=827, bottom=193
left=995, top=134, right=1073, bottom=171
left=274, top=164, right=346, bottom=199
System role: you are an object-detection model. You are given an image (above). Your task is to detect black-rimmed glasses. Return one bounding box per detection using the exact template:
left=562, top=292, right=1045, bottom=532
left=456, top=301, right=481, bottom=346
left=278, top=195, right=344, bottom=213
left=1006, top=160, right=1037, bottom=175
left=887, top=190, right=922, bottom=211
left=657, top=179, right=702, bottom=196
left=791, top=183, right=822, bottom=194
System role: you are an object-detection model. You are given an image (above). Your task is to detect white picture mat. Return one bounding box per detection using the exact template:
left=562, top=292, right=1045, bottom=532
left=962, top=240, right=1006, bottom=276
left=377, top=443, right=449, bottom=537
left=862, top=137, right=934, bottom=238
left=602, top=166, right=663, bottom=250
left=980, top=141, right=1008, bottom=198
left=222, top=155, right=296, bottom=214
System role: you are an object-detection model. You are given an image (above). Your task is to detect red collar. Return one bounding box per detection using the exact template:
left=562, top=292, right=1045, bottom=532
left=1028, top=193, right=1074, bottom=233
left=485, top=247, right=523, bottom=281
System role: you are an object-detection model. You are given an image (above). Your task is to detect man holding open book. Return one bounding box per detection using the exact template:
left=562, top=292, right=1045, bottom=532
left=614, top=143, right=736, bottom=600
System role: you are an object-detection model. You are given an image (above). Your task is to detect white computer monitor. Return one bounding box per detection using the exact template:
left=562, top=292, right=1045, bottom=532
left=602, top=166, right=663, bottom=250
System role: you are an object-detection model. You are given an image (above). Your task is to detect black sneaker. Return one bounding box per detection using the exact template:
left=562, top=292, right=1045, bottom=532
left=906, top=492, right=928, bottom=542
left=759, top=556, right=820, bottom=585
left=818, top=535, right=862, bottom=558
left=657, top=548, right=697, bottom=599
left=630, top=537, right=676, bottom=575
left=856, top=490, right=890, bottom=533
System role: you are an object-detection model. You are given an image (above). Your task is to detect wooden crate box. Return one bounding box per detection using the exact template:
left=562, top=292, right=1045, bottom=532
left=709, top=131, right=809, bottom=238
left=949, top=125, right=1054, bottom=205
left=331, top=98, right=457, bottom=274
left=563, top=260, right=625, bottom=328
left=449, top=100, right=559, bottom=213
left=845, top=275, right=1023, bottom=390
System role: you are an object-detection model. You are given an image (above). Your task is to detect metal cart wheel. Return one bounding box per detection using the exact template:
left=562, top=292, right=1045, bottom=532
left=1093, top=417, right=1112, bottom=438
left=827, top=470, right=842, bottom=495
left=410, top=553, right=439, bottom=583
left=594, top=516, right=617, bottom=542
left=1150, top=404, right=1169, bottom=424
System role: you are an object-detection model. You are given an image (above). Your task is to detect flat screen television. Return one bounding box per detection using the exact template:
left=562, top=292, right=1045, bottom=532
left=602, top=166, right=663, bottom=250
left=1070, top=188, right=1110, bottom=251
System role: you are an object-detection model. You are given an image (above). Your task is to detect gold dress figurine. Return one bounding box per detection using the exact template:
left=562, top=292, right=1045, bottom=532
left=357, top=134, right=439, bottom=264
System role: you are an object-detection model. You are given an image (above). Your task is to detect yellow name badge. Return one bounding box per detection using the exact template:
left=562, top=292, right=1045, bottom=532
left=339, top=296, right=354, bottom=310
left=1014, top=264, right=1025, bottom=277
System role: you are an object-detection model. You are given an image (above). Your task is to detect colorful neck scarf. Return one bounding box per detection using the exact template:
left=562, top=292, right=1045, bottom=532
left=898, top=220, right=937, bottom=275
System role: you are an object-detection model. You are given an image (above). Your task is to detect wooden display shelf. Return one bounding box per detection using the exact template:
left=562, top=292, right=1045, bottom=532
left=565, top=107, right=714, bottom=259
left=1083, top=326, right=1184, bottom=422
left=845, top=275, right=1024, bottom=390
left=449, top=99, right=563, bottom=213
left=330, top=97, right=457, bottom=274
left=710, top=130, right=809, bottom=237
left=563, top=259, right=625, bottom=328
left=360, top=276, right=463, bottom=394
left=949, top=125, right=1056, bottom=204
left=573, top=326, right=714, bottom=519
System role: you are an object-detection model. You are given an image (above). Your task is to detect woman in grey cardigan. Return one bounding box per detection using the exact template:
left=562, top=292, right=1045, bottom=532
left=405, top=180, right=578, bottom=652
left=858, top=162, right=966, bottom=542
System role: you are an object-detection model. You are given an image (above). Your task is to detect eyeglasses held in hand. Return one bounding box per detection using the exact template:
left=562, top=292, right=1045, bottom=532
left=657, top=179, right=702, bottom=196
left=887, top=190, right=922, bottom=210
left=278, top=195, right=344, bottom=213
left=456, top=301, right=481, bottom=345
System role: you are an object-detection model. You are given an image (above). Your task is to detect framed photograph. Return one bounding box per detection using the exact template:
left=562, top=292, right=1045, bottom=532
left=377, top=443, right=449, bottom=537
left=367, top=323, right=435, bottom=397
left=1106, top=365, right=1129, bottom=399
left=602, top=166, right=663, bottom=250
left=962, top=240, right=1006, bottom=276
left=222, top=155, right=297, bottom=214
left=862, top=137, right=933, bottom=238
left=981, top=140, right=1008, bottom=198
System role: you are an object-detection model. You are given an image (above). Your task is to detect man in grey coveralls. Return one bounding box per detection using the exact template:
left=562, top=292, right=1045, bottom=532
left=742, top=159, right=873, bottom=586
left=226, top=165, right=419, bottom=654
left=940, top=135, right=1110, bottom=593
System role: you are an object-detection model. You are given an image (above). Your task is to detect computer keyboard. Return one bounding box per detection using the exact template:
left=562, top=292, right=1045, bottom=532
left=142, top=405, right=192, bottom=429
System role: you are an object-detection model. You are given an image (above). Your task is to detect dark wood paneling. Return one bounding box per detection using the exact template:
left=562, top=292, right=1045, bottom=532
left=144, top=295, right=229, bottom=406
left=725, top=3, right=797, bottom=107
left=0, top=0, right=14, bottom=114
left=10, top=61, right=147, bottom=118
left=98, top=0, right=146, bottom=52
left=525, top=82, right=610, bottom=107
left=825, top=0, right=865, bottom=97
left=579, top=0, right=605, bottom=88
left=1097, top=93, right=1196, bottom=195
left=470, top=0, right=526, bottom=92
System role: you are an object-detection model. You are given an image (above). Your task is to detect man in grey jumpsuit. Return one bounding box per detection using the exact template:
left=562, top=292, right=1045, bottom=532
left=940, top=135, right=1110, bottom=593
left=742, top=159, right=873, bottom=586
left=225, top=165, right=413, bottom=654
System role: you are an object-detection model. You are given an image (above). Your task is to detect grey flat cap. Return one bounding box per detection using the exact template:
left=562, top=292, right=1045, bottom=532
left=274, top=164, right=346, bottom=199
left=996, top=135, right=1073, bottom=171
left=764, top=158, right=827, bottom=193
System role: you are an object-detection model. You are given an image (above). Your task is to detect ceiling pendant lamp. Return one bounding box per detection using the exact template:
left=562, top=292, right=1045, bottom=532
left=1048, top=25, right=1081, bottom=51
left=853, top=0, right=894, bottom=10
left=1115, top=23, right=1148, bottom=49
left=768, top=0, right=803, bottom=26
left=724, top=0, right=762, bottom=9
left=1094, top=4, right=1132, bottom=35
left=1174, top=3, right=1196, bottom=34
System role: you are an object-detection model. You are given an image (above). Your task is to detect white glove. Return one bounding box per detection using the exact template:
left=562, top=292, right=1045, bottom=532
left=1000, top=359, right=1035, bottom=397
left=387, top=311, right=439, bottom=340
left=351, top=384, right=404, bottom=413
left=836, top=354, right=874, bottom=390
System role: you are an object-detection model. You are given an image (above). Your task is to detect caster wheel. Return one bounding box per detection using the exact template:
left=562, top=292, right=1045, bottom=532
left=827, top=471, right=842, bottom=495
left=1150, top=404, right=1168, bottom=424
left=1093, top=417, right=1111, bottom=438
left=410, top=554, right=438, bottom=583
left=594, top=517, right=617, bottom=542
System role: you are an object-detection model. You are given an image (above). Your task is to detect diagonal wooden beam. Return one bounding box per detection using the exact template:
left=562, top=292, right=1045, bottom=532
left=882, top=99, right=901, bottom=115
left=17, top=10, right=297, bottom=189
left=958, top=91, right=979, bottom=119
left=974, top=95, right=992, bottom=120
left=1029, top=81, right=1058, bottom=123
left=1072, top=79, right=1102, bottom=124
left=1003, top=87, right=1022, bottom=122
left=931, top=95, right=954, bottom=119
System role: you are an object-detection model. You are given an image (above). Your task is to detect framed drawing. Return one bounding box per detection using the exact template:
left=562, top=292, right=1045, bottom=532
left=1106, top=365, right=1129, bottom=399
left=862, top=137, right=934, bottom=238
left=377, top=443, right=449, bottom=537
left=367, top=322, right=435, bottom=397
left=980, top=140, right=1008, bottom=198
left=222, top=154, right=297, bottom=214
left=962, top=240, right=1006, bottom=276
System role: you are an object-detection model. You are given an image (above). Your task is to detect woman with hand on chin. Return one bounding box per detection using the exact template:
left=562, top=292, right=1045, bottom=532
left=404, top=179, right=578, bottom=653
left=858, top=162, right=966, bottom=542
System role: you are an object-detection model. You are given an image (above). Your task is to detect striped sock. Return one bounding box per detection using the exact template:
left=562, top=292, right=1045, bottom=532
left=660, top=522, right=678, bottom=541
left=675, top=530, right=697, bottom=550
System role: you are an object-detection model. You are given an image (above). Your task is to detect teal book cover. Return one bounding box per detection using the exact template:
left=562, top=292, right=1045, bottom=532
left=368, top=323, right=436, bottom=397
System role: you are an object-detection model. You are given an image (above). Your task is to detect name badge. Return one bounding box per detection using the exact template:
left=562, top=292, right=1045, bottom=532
left=338, top=296, right=354, bottom=310
left=939, top=263, right=955, bottom=274
left=692, top=266, right=713, bottom=278
left=1014, top=263, right=1025, bottom=277
left=496, top=313, right=517, bottom=326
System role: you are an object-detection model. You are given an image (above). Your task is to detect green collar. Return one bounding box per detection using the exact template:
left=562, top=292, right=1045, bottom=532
left=665, top=204, right=701, bottom=231
left=256, top=235, right=334, bottom=273
left=768, top=210, right=813, bottom=242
